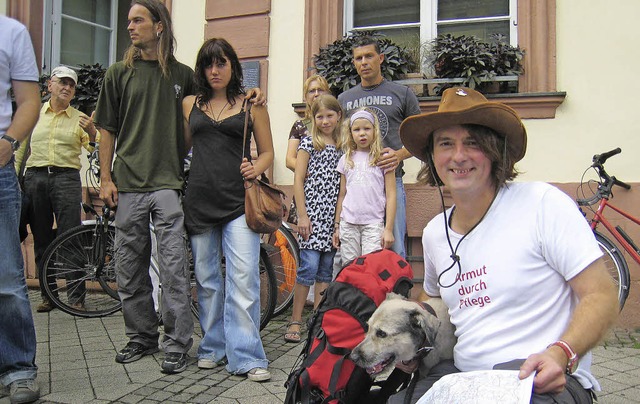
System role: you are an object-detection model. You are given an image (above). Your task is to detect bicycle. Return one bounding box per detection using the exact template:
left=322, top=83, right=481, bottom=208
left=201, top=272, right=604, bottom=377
left=261, top=222, right=300, bottom=317
left=576, top=147, right=635, bottom=310
left=38, top=148, right=278, bottom=329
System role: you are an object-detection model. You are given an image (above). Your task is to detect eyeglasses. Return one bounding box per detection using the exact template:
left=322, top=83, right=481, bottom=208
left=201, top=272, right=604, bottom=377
left=307, top=88, right=325, bottom=95
left=51, top=79, right=76, bottom=88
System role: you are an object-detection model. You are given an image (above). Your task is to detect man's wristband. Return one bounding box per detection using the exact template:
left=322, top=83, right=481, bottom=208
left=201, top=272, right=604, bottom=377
left=548, top=340, right=579, bottom=374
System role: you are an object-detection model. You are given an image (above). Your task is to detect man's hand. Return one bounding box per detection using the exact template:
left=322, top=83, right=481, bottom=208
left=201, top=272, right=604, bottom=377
left=79, top=111, right=97, bottom=138
left=377, top=147, right=400, bottom=173
left=100, top=180, right=118, bottom=208
left=519, top=348, right=567, bottom=394
left=395, top=357, right=420, bottom=374
left=245, top=88, right=266, bottom=106
left=0, top=140, right=13, bottom=167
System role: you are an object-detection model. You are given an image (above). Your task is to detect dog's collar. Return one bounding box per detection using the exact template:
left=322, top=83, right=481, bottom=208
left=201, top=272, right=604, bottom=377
left=414, top=301, right=437, bottom=359
left=417, top=301, right=438, bottom=318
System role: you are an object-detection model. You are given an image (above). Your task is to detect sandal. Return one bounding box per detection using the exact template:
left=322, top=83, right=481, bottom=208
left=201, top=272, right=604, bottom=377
left=284, top=321, right=302, bottom=343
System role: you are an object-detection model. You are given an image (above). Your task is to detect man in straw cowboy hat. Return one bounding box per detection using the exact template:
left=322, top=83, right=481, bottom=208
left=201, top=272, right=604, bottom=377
left=388, top=87, right=618, bottom=403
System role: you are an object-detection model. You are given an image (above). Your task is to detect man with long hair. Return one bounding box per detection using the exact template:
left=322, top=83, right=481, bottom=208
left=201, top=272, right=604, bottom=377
left=94, top=0, right=195, bottom=374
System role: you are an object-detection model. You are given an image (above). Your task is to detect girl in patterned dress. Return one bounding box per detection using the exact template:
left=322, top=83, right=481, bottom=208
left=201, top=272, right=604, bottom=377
left=284, top=94, right=343, bottom=343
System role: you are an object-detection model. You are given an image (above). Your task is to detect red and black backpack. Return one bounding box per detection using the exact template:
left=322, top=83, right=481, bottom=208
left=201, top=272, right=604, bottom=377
left=284, top=249, right=414, bottom=403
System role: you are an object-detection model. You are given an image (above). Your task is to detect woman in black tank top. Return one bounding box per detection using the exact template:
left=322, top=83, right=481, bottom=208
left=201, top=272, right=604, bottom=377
left=181, top=38, right=274, bottom=382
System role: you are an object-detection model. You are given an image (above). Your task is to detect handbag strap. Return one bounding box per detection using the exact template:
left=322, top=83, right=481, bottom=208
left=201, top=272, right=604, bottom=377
left=241, top=99, right=252, bottom=162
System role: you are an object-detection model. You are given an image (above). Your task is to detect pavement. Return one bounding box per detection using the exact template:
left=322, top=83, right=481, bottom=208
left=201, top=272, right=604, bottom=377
left=1, top=290, right=639, bottom=404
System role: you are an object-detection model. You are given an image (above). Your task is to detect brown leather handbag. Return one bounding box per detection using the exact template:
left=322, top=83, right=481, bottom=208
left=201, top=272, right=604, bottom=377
left=242, top=101, right=286, bottom=234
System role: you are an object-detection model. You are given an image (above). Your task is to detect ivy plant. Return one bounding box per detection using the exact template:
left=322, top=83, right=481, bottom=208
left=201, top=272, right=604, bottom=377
left=313, top=30, right=415, bottom=96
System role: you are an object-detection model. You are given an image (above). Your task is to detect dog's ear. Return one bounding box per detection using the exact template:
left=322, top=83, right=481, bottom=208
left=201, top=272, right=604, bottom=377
left=410, top=308, right=440, bottom=346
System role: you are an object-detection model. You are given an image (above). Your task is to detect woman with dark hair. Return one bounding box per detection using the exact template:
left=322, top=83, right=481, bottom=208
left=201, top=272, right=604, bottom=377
left=182, top=38, right=274, bottom=382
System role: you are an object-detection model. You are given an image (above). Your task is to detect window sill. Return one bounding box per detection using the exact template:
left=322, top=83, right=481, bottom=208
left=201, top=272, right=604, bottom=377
left=417, top=92, right=567, bottom=119
left=293, top=92, right=566, bottom=119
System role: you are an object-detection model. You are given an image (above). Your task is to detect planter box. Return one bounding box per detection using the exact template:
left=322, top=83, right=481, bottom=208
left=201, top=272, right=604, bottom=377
left=394, top=75, right=519, bottom=96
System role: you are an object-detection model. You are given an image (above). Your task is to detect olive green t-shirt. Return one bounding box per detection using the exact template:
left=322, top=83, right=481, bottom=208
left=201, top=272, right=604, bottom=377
left=94, top=59, right=194, bottom=192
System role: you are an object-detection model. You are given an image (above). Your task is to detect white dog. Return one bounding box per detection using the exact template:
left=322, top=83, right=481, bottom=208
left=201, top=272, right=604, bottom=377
left=350, top=293, right=456, bottom=378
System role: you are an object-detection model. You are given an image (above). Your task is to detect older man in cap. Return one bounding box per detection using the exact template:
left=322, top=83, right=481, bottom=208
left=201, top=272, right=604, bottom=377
left=389, top=87, right=618, bottom=403
left=16, top=65, right=97, bottom=312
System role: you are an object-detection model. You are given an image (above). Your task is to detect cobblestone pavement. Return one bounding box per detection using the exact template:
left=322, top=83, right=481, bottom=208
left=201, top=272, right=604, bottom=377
left=1, top=291, right=639, bottom=403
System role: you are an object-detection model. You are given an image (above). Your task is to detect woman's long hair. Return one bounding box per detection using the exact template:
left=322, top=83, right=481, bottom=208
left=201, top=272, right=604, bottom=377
left=340, top=107, right=383, bottom=168
left=310, top=94, right=343, bottom=151
left=193, top=38, right=244, bottom=107
left=123, top=0, right=176, bottom=78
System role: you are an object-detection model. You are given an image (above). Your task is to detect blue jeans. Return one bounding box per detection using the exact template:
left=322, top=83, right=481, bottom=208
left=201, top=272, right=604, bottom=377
left=391, top=177, right=407, bottom=259
left=0, top=161, right=37, bottom=386
left=190, top=215, right=268, bottom=374
left=297, top=248, right=336, bottom=286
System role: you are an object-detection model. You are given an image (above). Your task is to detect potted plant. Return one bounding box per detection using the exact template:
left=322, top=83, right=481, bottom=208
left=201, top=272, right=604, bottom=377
left=313, top=30, right=415, bottom=96
left=425, top=33, right=524, bottom=95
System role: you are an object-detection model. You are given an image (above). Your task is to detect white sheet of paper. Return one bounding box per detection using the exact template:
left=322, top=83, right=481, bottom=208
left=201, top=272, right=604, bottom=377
left=416, top=370, right=535, bottom=404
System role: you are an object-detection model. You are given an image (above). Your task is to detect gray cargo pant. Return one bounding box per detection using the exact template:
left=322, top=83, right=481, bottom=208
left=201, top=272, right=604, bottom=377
left=114, top=190, right=193, bottom=353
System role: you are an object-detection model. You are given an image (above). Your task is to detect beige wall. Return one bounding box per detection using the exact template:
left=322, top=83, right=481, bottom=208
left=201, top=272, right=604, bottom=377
left=172, top=1, right=640, bottom=186
left=172, top=0, right=206, bottom=69
left=267, top=0, right=306, bottom=184
left=0, top=0, right=6, bottom=14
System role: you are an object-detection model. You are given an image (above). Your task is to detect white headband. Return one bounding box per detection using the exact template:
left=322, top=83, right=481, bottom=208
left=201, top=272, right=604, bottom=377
left=350, top=110, right=375, bottom=126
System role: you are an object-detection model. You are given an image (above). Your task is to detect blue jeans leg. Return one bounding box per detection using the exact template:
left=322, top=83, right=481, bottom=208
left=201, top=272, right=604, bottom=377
left=0, top=162, right=37, bottom=386
left=191, top=215, right=268, bottom=374
left=391, top=178, right=407, bottom=259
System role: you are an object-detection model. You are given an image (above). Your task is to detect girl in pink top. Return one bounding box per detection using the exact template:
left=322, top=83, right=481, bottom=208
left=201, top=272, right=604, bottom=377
left=332, top=108, right=396, bottom=264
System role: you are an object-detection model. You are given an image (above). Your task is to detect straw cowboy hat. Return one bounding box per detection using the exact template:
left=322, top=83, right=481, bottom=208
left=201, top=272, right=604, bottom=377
left=400, top=87, right=527, bottom=162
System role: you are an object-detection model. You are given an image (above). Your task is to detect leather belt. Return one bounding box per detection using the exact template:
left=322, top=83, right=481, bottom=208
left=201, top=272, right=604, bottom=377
left=28, top=166, right=79, bottom=174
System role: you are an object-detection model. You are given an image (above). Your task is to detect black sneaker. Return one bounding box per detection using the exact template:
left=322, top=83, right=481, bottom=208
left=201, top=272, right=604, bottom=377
left=161, top=352, right=188, bottom=374
left=9, top=378, right=40, bottom=404
left=115, top=342, right=159, bottom=364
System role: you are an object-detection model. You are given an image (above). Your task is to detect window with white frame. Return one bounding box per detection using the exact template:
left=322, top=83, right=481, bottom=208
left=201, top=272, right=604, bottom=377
left=344, top=0, right=518, bottom=71
left=43, top=0, right=120, bottom=72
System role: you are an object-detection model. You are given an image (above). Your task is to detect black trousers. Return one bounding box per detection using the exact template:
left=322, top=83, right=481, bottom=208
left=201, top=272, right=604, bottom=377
left=24, top=167, right=84, bottom=303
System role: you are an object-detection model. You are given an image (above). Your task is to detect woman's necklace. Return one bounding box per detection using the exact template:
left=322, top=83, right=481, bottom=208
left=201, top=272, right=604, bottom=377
left=207, top=100, right=230, bottom=123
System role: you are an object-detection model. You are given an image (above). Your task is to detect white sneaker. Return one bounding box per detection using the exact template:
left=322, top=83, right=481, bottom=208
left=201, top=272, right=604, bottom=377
left=247, top=367, right=271, bottom=382
left=197, top=358, right=218, bottom=369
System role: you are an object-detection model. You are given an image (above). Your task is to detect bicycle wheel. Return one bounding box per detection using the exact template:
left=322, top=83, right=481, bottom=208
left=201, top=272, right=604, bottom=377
left=595, top=231, right=630, bottom=311
left=39, top=224, right=121, bottom=318
left=262, top=225, right=299, bottom=317
left=259, top=246, right=277, bottom=330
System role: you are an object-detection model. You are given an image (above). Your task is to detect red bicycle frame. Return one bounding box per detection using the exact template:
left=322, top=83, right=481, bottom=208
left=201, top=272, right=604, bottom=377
left=589, top=198, right=640, bottom=265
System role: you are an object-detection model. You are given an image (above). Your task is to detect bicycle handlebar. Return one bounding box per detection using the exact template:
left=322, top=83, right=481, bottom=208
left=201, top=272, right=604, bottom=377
left=577, top=147, right=629, bottom=206
left=593, top=147, right=621, bottom=165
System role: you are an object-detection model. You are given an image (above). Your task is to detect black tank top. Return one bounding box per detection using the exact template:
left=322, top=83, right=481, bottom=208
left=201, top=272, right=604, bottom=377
left=183, top=103, right=252, bottom=234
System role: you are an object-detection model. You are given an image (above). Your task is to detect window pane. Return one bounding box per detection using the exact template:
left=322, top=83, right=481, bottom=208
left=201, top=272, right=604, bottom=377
left=438, top=0, right=509, bottom=20
left=354, top=0, right=419, bottom=27
left=438, top=20, right=509, bottom=43
left=63, top=0, right=111, bottom=26
left=60, top=18, right=110, bottom=66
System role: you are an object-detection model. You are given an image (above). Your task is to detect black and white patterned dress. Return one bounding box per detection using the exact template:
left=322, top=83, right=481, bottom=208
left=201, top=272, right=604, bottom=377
left=298, top=136, right=341, bottom=252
